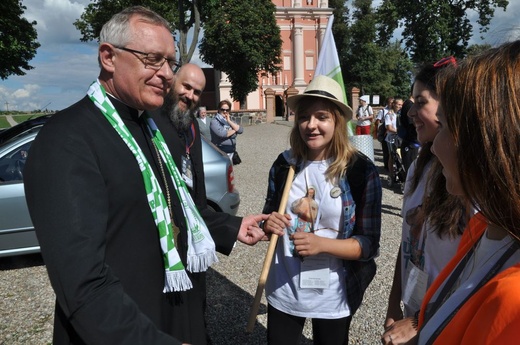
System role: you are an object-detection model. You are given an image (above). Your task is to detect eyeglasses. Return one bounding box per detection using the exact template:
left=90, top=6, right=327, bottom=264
left=220, top=108, right=230, bottom=112
left=115, top=46, right=181, bottom=73
left=433, top=56, right=457, bottom=68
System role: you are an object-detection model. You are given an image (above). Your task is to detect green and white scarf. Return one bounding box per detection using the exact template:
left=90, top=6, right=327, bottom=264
left=87, top=80, right=217, bottom=292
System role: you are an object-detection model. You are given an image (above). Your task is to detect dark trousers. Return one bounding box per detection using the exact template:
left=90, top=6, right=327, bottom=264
left=382, top=141, right=389, bottom=170
left=267, top=304, right=352, bottom=345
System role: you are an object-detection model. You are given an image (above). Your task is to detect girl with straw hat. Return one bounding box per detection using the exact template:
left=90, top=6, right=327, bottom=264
left=261, top=75, right=382, bottom=344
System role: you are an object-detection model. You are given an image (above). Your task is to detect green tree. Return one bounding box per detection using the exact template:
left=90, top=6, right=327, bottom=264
left=73, top=0, right=203, bottom=63
left=330, top=0, right=412, bottom=103
left=341, top=0, right=411, bottom=100
left=329, top=0, right=351, bottom=67
left=342, top=0, right=380, bottom=95
left=377, top=0, right=508, bottom=65
left=385, top=42, right=414, bottom=98
left=0, top=0, right=40, bottom=80
left=467, top=43, right=492, bottom=56
left=199, top=0, right=281, bottom=105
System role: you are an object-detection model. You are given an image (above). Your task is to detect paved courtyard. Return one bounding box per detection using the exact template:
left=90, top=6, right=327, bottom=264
left=0, top=121, right=403, bottom=344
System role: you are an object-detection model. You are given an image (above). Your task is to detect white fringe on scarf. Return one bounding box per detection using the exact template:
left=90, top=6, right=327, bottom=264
left=164, top=270, right=193, bottom=292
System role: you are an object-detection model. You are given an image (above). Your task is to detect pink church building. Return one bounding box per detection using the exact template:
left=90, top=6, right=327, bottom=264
left=217, top=0, right=333, bottom=117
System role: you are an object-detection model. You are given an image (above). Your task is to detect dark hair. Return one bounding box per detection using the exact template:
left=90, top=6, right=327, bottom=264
left=408, top=62, right=446, bottom=193
left=408, top=59, right=468, bottom=239
left=415, top=64, right=441, bottom=93
left=400, top=99, right=413, bottom=118
left=218, top=99, right=231, bottom=111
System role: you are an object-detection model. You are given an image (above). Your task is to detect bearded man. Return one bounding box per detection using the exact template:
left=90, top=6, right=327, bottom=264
left=151, top=64, right=265, bottom=343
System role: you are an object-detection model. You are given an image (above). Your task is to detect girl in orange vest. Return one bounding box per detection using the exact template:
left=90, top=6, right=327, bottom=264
left=416, top=41, right=520, bottom=345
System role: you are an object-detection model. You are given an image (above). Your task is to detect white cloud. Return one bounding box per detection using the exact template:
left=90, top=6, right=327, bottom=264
left=12, top=84, right=41, bottom=99
left=0, top=0, right=98, bottom=111
left=1, top=84, right=42, bottom=112
left=469, top=2, right=520, bottom=45
left=23, top=0, right=90, bottom=45
left=11, top=84, right=45, bottom=111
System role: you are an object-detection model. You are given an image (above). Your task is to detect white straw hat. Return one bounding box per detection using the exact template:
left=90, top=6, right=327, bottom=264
left=287, top=75, right=353, bottom=118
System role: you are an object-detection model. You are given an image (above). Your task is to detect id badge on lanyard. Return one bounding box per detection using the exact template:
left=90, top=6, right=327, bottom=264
left=181, top=155, right=193, bottom=188
left=181, top=123, right=196, bottom=188
left=300, top=256, right=330, bottom=289
left=403, top=261, right=428, bottom=311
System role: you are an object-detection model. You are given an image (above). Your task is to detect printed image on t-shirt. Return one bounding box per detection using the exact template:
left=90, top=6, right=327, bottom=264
left=403, top=204, right=426, bottom=269
left=289, top=186, right=318, bottom=256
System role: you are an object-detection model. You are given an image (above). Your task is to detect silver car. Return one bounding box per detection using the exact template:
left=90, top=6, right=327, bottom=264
left=0, top=117, right=240, bottom=257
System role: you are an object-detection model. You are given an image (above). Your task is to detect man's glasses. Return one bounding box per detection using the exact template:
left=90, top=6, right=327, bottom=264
left=433, top=56, right=457, bottom=68
left=220, top=108, right=230, bottom=112
left=115, top=46, right=181, bottom=73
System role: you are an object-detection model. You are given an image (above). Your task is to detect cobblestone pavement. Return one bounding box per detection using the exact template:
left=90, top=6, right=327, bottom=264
left=0, top=121, right=403, bottom=344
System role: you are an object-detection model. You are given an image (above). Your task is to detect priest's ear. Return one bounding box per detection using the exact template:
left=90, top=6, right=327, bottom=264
left=98, top=43, right=117, bottom=73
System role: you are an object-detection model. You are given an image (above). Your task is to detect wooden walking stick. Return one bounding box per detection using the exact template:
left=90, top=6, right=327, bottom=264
left=246, top=165, right=295, bottom=333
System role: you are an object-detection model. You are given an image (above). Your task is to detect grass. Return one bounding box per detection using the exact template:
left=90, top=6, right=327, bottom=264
left=11, top=114, right=46, bottom=124
left=0, top=116, right=9, bottom=129
left=0, top=113, right=48, bottom=129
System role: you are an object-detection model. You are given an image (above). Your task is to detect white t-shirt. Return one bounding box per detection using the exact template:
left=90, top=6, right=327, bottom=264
left=376, top=106, right=390, bottom=122
left=356, top=106, right=373, bottom=127
left=400, top=160, right=461, bottom=317
left=384, top=111, right=398, bottom=143
left=266, top=159, right=350, bottom=319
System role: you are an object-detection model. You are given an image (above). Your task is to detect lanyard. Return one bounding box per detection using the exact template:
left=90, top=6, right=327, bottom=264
left=184, top=122, right=196, bottom=158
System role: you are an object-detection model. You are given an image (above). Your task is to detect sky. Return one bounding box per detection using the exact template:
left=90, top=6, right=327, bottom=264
left=0, top=0, right=519, bottom=112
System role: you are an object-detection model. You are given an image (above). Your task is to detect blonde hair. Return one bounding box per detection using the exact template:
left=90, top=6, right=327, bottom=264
left=290, top=97, right=357, bottom=182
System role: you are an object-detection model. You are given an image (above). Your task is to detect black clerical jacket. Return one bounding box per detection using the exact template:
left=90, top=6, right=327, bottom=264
left=24, top=96, right=240, bottom=344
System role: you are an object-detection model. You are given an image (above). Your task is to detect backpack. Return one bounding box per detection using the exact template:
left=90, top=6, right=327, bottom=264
left=377, top=123, right=386, bottom=143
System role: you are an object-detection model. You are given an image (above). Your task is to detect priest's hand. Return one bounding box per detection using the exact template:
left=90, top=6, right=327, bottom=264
left=237, top=214, right=269, bottom=245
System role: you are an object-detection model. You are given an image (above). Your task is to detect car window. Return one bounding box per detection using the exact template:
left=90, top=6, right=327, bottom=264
left=0, top=126, right=41, bottom=146
left=0, top=142, right=32, bottom=182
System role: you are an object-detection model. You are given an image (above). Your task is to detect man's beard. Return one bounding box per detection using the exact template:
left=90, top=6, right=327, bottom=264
left=163, top=93, right=197, bottom=132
